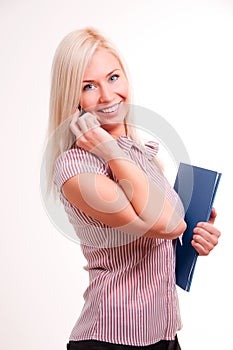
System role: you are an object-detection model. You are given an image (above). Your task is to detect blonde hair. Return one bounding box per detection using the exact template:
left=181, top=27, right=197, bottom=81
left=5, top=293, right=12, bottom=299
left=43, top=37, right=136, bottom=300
left=44, top=27, right=140, bottom=198
left=44, top=27, right=162, bottom=199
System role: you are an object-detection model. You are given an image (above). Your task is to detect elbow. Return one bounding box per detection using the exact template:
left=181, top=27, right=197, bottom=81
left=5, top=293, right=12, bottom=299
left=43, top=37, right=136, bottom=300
left=166, top=219, right=187, bottom=240
left=143, top=219, right=186, bottom=240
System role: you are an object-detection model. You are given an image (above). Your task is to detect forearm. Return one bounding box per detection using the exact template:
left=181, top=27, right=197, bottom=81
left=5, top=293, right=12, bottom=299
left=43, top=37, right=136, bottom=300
left=70, top=112, right=186, bottom=239
left=106, top=144, right=186, bottom=238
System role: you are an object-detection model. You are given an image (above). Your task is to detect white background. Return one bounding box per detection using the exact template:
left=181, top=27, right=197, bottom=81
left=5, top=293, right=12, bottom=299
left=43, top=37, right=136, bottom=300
left=0, top=0, right=232, bottom=349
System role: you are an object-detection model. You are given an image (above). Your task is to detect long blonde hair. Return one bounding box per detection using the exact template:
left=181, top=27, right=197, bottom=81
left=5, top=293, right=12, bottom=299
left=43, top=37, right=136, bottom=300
left=44, top=27, right=162, bottom=199
left=44, top=27, right=140, bottom=198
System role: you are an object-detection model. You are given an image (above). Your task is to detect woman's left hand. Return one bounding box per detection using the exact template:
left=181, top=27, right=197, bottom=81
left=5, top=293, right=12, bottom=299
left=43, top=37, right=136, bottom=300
left=191, top=208, right=221, bottom=256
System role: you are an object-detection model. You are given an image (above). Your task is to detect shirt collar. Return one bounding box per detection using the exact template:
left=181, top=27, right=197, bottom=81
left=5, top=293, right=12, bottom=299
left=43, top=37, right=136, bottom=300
left=116, top=136, right=159, bottom=160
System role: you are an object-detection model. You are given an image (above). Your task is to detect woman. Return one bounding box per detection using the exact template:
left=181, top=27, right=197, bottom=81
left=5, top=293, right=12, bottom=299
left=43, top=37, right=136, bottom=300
left=46, top=27, right=221, bottom=350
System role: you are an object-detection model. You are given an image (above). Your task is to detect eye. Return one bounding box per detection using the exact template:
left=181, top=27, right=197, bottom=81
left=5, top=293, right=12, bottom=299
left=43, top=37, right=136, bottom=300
left=83, top=83, right=96, bottom=91
left=109, top=74, right=119, bottom=83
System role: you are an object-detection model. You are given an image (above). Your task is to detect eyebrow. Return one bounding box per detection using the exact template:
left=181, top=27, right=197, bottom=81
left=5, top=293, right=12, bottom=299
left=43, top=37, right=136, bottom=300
left=82, top=69, right=120, bottom=83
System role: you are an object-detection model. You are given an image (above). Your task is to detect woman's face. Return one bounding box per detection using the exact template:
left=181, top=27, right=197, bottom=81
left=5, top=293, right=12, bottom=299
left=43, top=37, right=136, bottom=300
left=80, top=48, right=130, bottom=135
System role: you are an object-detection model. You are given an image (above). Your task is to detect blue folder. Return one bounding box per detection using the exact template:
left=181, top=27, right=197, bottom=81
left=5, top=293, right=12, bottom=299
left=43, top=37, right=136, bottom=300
left=173, top=163, right=221, bottom=291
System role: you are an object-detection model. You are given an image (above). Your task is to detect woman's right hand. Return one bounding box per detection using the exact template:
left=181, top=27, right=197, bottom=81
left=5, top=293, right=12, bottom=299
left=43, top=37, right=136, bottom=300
left=70, top=110, right=124, bottom=161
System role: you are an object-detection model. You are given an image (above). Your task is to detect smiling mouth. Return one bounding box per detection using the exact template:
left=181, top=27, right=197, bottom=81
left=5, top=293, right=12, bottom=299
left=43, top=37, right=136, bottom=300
left=97, top=102, right=122, bottom=114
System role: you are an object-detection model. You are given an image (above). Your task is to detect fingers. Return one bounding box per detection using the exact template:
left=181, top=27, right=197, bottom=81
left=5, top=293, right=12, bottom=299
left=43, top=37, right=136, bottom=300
left=192, top=221, right=221, bottom=256
left=197, top=221, right=220, bottom=236
left=208, top=207, right=217, bottom=225
left=70, top=111, right=100, bottom=140
left=191, top=236, right=216, bottom=256
left=85, top=114, right=100, bottom=129
left=69, top=109, right=81, bottom=138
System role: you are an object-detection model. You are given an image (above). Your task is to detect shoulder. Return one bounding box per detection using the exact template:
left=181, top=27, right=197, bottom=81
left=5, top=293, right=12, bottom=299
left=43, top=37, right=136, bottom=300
left=53, top=147, right=109, bottom=191
left=55, top=147, right=106, bottom=169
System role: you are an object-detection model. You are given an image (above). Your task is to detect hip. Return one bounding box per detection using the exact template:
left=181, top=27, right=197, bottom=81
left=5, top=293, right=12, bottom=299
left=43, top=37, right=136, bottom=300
left=66, top=336, right=181, bottom=350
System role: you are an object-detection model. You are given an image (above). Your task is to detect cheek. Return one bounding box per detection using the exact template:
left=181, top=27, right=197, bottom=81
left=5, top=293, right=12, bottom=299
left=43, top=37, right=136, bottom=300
left=119, top=79, right=130, bottom=101
left=80, top=93, right=98, bottom=110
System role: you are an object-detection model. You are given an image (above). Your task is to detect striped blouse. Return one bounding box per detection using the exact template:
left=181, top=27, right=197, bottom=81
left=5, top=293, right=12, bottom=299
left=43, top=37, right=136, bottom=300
left=53, top=136, right=184, bottom=347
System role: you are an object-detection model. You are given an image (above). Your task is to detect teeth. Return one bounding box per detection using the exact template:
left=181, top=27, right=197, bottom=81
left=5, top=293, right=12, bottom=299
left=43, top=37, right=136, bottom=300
left=101, top=103, right=120, bottom=113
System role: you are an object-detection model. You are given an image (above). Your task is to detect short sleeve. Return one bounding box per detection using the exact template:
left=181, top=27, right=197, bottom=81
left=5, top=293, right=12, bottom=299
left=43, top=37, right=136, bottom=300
left=53, top=148, right=110, bottom=192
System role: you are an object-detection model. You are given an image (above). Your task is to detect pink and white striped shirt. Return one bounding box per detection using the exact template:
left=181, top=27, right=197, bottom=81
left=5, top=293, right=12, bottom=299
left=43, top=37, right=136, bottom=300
left=54, top=136, right=184, bottom=346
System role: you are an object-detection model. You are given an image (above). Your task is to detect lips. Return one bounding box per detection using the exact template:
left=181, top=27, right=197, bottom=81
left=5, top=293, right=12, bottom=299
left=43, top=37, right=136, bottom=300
left=97, top=101, right=121, bottom=114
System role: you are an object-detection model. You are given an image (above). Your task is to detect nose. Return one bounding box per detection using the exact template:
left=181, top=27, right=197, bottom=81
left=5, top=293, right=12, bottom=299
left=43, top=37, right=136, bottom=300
left=98, top=83, right=113, bottom=103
